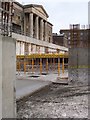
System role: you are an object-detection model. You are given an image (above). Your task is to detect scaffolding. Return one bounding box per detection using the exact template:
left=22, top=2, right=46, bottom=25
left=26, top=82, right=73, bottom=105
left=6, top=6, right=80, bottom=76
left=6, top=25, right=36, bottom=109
left=16, top=53, right=68, bottom=76
left=69, top=24, right=88, bottom=48
left=69, top=24, right=80, bottom=48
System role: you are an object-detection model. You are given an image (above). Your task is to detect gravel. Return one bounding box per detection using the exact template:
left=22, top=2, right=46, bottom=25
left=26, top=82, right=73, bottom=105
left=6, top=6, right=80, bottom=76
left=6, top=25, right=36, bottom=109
left=17, top=83, right=89, bottom=118
left=69, top=68, right=88, bottom=86
left=16, top=68, right=90, bottom=119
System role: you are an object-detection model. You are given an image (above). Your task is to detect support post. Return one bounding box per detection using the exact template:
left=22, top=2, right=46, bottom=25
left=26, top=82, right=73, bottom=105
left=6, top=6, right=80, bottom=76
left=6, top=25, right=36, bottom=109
left=29, top=13, right=33, bottom=37
left=46, top=58, right=48, bottom=74
left=53, top=58, right=55, bottom=71
left=18, top=59, right=20, bottom=74
left=35, top=16, right=39, bottom=39
left=62, top=57, right=64, bottom=74
left=32, top=58, right=34, bottom=74
left=40, top=58, right=42, bottom=75
left=40, top=19, right=43, bottom=40
left=58, top=58, right=60, bottom=76
left=24, top=58, right=26, bottom=74
left=50, top=58, right=52, bottom=69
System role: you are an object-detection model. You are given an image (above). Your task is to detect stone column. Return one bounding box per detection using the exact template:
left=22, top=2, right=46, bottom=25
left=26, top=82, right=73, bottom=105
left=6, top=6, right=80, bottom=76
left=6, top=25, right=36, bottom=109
left=45, top=21, right=48, bottom=41
left=35, top=16, right=39, bottom=39
left=29, top=13, right=33, bottom=37
left=40, top=19, right=43, bottom=40
left=24, top=13, right=26, bottom=35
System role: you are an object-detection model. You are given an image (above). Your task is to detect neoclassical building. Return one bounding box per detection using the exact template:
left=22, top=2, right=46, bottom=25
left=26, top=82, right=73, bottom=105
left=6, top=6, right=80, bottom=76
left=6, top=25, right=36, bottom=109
left=12, top=2, right=68, bottom=55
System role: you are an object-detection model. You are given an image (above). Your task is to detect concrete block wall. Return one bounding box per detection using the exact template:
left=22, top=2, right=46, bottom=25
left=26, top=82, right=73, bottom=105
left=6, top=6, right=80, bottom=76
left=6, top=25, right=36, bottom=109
left=0, top=35, right=16, bottom=119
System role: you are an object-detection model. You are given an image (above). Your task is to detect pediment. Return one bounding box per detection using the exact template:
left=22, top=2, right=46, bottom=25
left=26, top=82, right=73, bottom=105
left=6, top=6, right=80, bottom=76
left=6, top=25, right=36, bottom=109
left=33, top=5, right=49, bottom=18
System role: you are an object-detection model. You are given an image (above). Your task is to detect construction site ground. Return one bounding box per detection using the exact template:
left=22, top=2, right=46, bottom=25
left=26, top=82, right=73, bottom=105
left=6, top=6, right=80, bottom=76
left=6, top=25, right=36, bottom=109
left=16, top=70, right=68, bottom=100
left=16, top=70, right=89, bottom=119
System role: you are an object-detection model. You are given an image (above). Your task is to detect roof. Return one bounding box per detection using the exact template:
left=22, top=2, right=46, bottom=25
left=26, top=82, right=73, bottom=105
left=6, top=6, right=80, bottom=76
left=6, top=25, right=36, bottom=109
left=53, top=33, right=64, bottom=37
left=47, top=21, right=53, bottom=26
left=24, top=4, right=49, bottom=18
left=13, top=2, right=49, bottom=18
left=60, top=29, right=88, bottom=32
left=13, top=1, right=24, bottom=8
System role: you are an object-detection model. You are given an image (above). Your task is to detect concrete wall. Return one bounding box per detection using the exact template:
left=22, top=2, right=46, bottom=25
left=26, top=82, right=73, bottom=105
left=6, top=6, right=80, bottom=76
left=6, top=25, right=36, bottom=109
left=69, top=48, right=88, bottom=67
left=69, top=47, right=88, bottom=85
left=0, top=35, right=2, bottom=119
left=0, top=35, right=16, bottom=119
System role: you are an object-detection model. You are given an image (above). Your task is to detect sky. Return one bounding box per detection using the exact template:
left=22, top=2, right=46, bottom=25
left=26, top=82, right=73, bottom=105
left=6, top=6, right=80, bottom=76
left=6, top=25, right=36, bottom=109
left=17, top=0, right=88, bottom=33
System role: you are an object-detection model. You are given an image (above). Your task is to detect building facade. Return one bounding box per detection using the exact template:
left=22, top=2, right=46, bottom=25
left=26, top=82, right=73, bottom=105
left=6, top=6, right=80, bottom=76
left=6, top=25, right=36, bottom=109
left=53, top=33, right=68, bottom=47
left=60, top=27, right=88, bottom=48
left=12, top=2, right=52, bottom=55
left=12, top=3, right=53, bottom=42
left=11, top=2, right=68, bottom=55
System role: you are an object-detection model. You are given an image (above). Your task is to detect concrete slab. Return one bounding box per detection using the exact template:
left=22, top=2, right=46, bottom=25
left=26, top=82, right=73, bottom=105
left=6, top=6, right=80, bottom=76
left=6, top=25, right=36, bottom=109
left=53, top=77, right=68, bottom=85
left=16, top=79, right=51, bottom=100
left=16, top=70, right=68, bottom=100
left=16, top=70, right=68, bottom=82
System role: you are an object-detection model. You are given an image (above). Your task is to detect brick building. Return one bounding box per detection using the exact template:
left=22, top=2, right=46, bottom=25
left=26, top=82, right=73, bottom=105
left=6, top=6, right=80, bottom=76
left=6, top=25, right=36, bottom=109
left=53, top=33, right=68, bottom=47
left=60, top=26, right=88, bottom=48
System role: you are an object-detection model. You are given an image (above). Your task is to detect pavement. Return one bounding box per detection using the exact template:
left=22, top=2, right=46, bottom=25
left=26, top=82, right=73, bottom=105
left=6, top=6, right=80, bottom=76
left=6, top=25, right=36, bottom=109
left=16, top=70, right=68, bottom=100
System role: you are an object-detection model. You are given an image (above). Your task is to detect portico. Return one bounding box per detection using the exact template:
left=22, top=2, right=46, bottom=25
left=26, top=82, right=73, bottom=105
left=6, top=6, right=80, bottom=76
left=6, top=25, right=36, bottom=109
left=24, top=11, right=49, bottom=42
left=23, top=4, right=51, bottom=41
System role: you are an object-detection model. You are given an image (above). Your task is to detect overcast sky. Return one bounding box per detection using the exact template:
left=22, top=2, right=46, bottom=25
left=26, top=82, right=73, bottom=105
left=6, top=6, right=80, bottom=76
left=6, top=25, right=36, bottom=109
left=17, top=0, right=88, bottom=33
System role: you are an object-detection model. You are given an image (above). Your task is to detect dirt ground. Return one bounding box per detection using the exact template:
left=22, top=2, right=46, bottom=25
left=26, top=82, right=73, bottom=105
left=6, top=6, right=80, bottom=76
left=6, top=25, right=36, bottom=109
left=17, top=83, right=89, bottom=119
